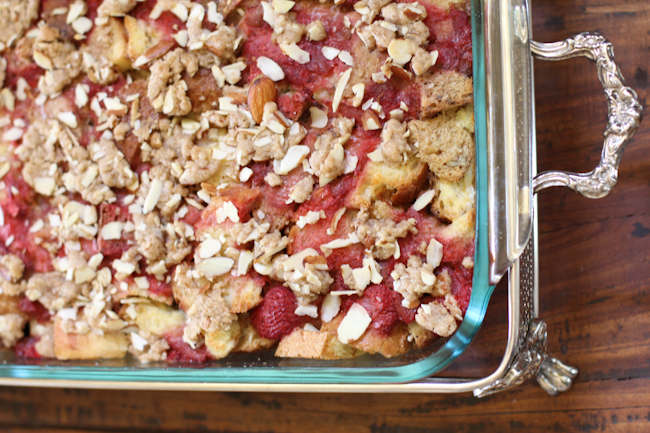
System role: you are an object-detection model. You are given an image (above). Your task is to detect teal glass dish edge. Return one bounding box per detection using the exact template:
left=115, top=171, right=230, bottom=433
left=0, top=0, right=493, bottom=385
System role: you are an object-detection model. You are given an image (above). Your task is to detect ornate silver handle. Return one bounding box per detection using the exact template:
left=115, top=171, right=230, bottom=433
left=531, top=33, right=643, bottom=198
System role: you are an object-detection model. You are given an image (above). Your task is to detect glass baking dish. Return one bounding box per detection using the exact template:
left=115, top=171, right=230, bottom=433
left=1, top=0, right=640, bottom=390
left=0, top=0, right=491, bottom=385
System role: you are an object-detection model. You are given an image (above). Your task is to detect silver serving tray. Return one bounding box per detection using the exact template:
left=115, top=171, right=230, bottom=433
left=0, top=0, right=641, bottom=395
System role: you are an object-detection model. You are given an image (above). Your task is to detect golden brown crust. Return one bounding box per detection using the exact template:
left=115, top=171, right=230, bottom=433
left=53, top=317, right=129, bottom=360
left=347, top=158, right=429, bottom=208
left=276, top=328, right=365, bottom=360
left=321, top=313, right=412, bottom=358
left=0, top=294, right=22, bottom=316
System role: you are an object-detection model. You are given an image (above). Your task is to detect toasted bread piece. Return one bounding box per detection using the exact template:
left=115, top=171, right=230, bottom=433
left=30, top=319, right=55, bottom=358
left=0, top=313, right=26, bottom=348
left=132, top=302, right=186, bottom=337
left=124, top=15, right=163, bottom=61
left=94, top=17, right=130, bottom=71
left=53, top=317, right=128, bottom=360
left=204, top=317, right=241, bottom=359
left=420, top=70, right=473, bottom=119
left=233, top=314, right=276, bottom=353
left=275, top=328, right=365, bottom=360
left=0, top=295, right=21, bottom=316
left=410, top=105, right=474, bottom=182
left=347, top=157, right=428, bottom=208
left=407, top=321, right=437, bottom=349
left=221, top=275, right=264, bottom=314
left=321, top=313, right=412, bottom=358
left=431, top=163, right=475, bottom=223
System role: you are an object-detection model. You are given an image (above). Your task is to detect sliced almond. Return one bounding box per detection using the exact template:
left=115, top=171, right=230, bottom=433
left=310, top=107, right=328, bottom=128
left=282, top=248, right=319, bottom=273
left=222, top=62, right=246, bottom=85
left=33, top=51, right=53, bottom=71
left=273, top=0, right=295, bottom=13
left=101, top=221, right=125, bottom=240
left=171, top=3, right=189, bottom=21
left=367, top=148, right=384, bottom=162
left=344, top=155, right=358, bottom=174
left=338, top=50, right=354, bottom=66
left=387, top=38, right=413, bottom=66
left=75, top=84, right=89, bottom=108
left=413, top=189, right=435, bottom=211
left=207, top=2, right=223, bottom=24
left=217, top=96, right=237, bottom=113
left=248, top=77, right=277, bottom=124
left=131, top=332, right=148, bottom=351
left=320, top=293, right=341, bottom=323
left=173, top=29, right=189, bottom=47
left=196, top=257, right=235, bottom=278
left=199, top=238, right=222, bottom=259
left=427, top=238, right=444, bottom=268
left=57, top=112, right=78, bottom=129
left=75, top=266, right=96, bottom=284
left=352, top=266, right=371, bottom=291
left=421, top=269, right=436, bottom=286
left=261, top=1, right=275, bottom=26
left=296, top=211, right=324, bottom=229
left=142, top=179, right=163, bottom=214
left=294, top=304, right=318, bottom=318
left=321, top=46, right=340, bottom=60
left=351, top=83, right=365, bottom=107
left=404, top=6, right=425, bottom=20
left=67, top=2, right=86, bottom=23
left=34, top=177, right=56, bottom=196
left=239, top=167, right=253, bottom=182
left=2, top=127, right=23, bottom=141
left=256, top=56, right=285, bottom=81
left=280, top=43, right=310, bottom=64
left=103, top=97, right=128, bottom=116
left=237, top=250, right=254, bottom=276
left=72, top=17, right=93, bottom=35
left=112, top=259, right=136, bottom=276
left=278, top=145, right=310, bottom=175
left=337, top=303, right=372, bottom=344
left=332, top=68, right=352, bottom=113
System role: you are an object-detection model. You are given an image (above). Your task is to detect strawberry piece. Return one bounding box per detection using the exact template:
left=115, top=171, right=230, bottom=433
left=98, top=203, right=132, bottom=258
left=250, top=286, right=307, bottom=340
left=392, top=291, right=417, bottom=324
left=277, top=90, right=311, bottom=121
left=356, top=285, right=400, bottom=336
left=18, top=297, right=51, bottom=324
left=164, top=327, right=213, bottom=363
left=340, top=285, right=399, bottom=336
left=14, top=336, right=41, bottom=359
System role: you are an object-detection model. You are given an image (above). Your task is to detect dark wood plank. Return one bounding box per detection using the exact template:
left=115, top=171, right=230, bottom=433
left=3, top=0, right=650, bottom=431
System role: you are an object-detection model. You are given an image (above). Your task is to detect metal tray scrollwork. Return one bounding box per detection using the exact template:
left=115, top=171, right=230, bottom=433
left=475, top=30, right=641, bottom=397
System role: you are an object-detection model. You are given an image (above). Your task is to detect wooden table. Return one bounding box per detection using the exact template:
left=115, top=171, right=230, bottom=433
left=2, top=0, right=649, bottom=431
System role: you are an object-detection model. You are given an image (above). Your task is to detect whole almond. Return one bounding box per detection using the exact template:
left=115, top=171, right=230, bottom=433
left=248, top=77, right=277, bottom=124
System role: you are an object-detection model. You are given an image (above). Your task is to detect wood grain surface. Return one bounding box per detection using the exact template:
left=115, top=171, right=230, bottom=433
left=3, top=0, right=650, bottom=431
